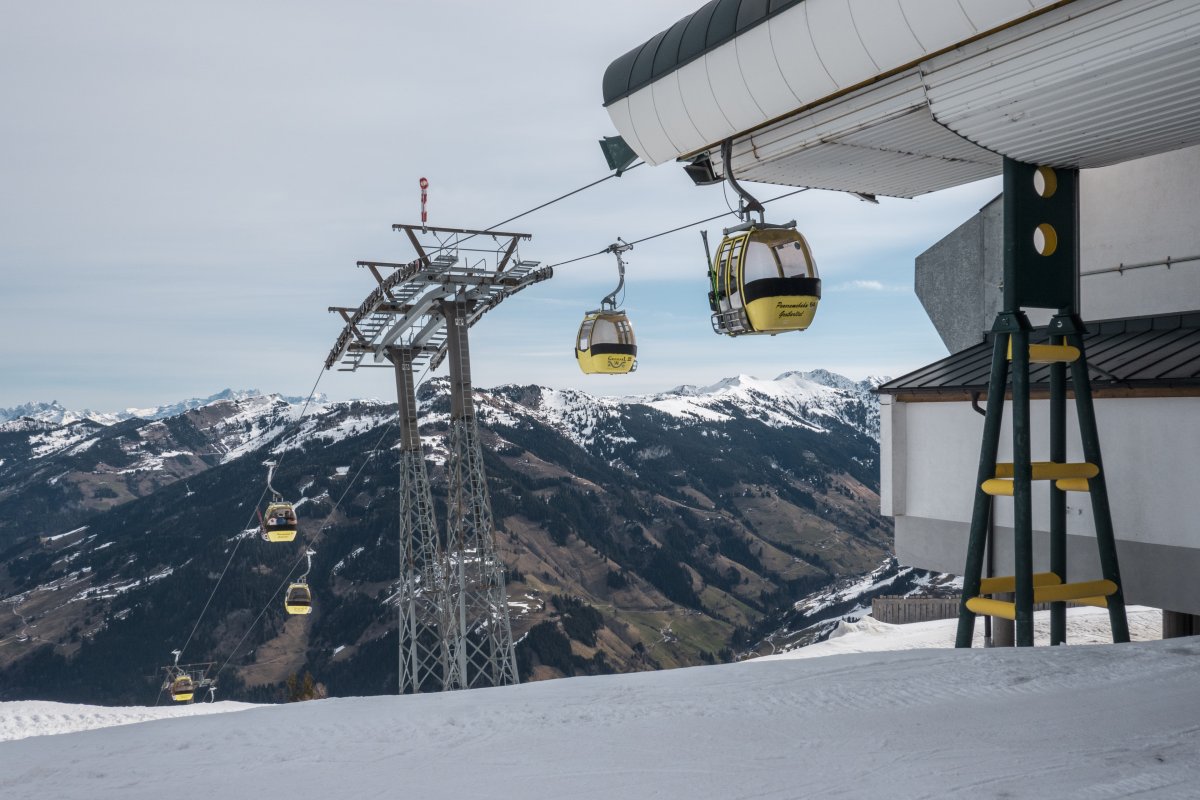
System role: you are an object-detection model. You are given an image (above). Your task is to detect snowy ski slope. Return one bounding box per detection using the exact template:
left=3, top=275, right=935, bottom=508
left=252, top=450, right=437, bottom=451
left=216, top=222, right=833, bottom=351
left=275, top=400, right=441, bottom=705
left=1, top=607, right=1194, bottom=799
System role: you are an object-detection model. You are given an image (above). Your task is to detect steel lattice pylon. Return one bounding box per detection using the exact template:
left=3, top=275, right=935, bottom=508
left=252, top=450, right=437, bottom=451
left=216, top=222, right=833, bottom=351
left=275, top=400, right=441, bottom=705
left=443, top=300, right=519, bottom=689
left=325, top=224, right=550, bottom=693
left=390, top=347, right=449, bottom=693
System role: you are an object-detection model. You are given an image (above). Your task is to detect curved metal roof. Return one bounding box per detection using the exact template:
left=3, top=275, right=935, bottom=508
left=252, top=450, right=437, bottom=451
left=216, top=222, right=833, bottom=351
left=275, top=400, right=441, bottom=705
left=603, top=0, right=792, bottom=107
left=602, top=0, right=1200, bottom=198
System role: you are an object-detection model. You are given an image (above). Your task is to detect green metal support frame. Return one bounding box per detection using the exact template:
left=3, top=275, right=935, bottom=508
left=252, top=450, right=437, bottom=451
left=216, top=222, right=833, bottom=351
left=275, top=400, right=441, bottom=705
left=956, top=158, right=1128, bottom=648
left=955, top=324, right=1017, bottom=647
left=1052, top=314, right=1131, bottom=643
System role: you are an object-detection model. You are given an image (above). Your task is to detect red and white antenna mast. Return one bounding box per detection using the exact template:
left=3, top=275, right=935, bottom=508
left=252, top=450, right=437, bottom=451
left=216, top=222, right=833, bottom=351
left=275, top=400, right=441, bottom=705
left=419, top=177, right=429, bottom=232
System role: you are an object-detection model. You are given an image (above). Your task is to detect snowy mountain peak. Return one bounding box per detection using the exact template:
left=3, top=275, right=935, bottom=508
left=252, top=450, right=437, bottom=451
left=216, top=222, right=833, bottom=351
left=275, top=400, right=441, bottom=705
left=631, top=371, right=879, bottom=440
left=775, top=369, right=889, bottom=394
left=1, top=389, right=331, bottom=430
left=451, top=369, right=883, bottom=456
left=4, top=370, right=881, bottom=476
left=0, top=400, right=124, bottom=427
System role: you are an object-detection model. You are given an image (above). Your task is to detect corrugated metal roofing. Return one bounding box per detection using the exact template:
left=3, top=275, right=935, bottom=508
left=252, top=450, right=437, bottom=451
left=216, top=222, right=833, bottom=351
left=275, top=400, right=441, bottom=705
left=712, top=87, right=1000, bottom=198
left=924, top=0, right=1200, bottom=169
left=877, top=313, right=1200, bottom=397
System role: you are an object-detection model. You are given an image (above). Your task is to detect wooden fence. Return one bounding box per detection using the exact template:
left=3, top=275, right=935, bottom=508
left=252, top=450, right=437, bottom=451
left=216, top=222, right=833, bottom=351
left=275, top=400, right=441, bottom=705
left=871, top=596, right=961, bottom=625
left=872, top=596, right=1069, bottom=624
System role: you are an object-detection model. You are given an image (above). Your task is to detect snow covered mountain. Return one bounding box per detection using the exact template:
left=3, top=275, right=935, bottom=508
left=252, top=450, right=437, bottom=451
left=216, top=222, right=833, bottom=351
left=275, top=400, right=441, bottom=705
left=0, top=389, right=328, bottom=427
left=0, top=370, right=896, bottom=704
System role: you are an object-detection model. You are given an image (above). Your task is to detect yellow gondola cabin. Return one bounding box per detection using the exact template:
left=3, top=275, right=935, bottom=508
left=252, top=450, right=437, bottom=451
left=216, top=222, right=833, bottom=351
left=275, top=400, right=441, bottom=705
left=576, top=239, right=638, bottom=375
left=262, top=502, right=298, bottom=543
left=576, top=310, right=637, bottom=374
left=709, top=222, right=820, bottom=336
left=285, top=582, right=313, bottom=615
left=169, top=674, right=195, bottom=702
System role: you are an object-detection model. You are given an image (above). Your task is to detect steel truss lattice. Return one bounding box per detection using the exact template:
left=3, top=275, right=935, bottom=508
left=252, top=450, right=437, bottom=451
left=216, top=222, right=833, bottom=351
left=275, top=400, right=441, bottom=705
left=391, top=347, right=449, bottom=694
left=326, top=224, right=550, bottom=693
left=443, top=300, right=519, bottom=689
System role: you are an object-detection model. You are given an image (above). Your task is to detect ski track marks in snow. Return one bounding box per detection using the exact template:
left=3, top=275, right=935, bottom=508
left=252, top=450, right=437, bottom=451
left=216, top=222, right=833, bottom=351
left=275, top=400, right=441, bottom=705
left=2, top=637, right=1200, bottom=799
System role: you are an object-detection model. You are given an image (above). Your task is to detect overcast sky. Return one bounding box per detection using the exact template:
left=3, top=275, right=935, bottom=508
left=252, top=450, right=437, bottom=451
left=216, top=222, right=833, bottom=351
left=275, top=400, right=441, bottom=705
left=0, top=1, right=1001, bottom=411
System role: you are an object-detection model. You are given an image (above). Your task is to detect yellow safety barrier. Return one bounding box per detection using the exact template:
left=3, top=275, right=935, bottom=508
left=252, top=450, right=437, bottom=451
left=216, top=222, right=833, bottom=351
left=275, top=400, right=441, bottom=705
left=978, top=572, right=1061, bottom=595
left=993, top=462, right=1098, bottom=480
left=1006, top=340, right=1081, bottom=364
left=965, top=596, right=1018, bottom=620
left=1033, top=579, right=1118, bottom=604
left=982, top=479, right=1015, bottom=496
left=965, top=593, right=1109, bottom=619
left=984, top=462, right=1099, bottom=496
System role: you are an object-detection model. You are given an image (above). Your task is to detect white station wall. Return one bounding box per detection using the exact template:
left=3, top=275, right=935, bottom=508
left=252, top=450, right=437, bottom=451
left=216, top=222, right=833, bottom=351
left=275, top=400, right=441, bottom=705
left=882, top=396, right=1200, bottom=552
left=1081, top=145, right=1200, bottom=320
left=883, top=143, right=1200, bottom=613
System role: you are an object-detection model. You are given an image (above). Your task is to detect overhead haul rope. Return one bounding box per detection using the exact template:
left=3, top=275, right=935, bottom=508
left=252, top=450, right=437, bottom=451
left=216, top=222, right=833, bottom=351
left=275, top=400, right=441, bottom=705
left=181, top=165, right=622, bottom=683
left=485, top=162, right=642, bottom=232
left=213, top=358, right=440, bottom=679
left=382, top=161, right=803, bottom=278
left=173, top=363, right=330, bottom=665
left=406, top=162, right=645, bottom=263
left=185, top=167, right=804, bottom=683
left=547, top=186, right=810, bottom=269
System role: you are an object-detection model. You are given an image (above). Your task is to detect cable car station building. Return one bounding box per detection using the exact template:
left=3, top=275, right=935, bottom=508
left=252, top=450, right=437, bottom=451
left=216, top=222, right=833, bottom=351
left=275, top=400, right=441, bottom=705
left=603, top=0, right=1200, bottom=643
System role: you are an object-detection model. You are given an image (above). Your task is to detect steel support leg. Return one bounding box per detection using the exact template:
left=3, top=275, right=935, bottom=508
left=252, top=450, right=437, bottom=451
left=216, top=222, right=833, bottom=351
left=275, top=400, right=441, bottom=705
left=1064, top=320, right=1130, bottom=643
left=389, top=347, right=449, bottom=694
left=1011, top=324, right=1034, bottom=647
left=441, top=299, right=519, bottom=690
left=956, top=328, right=1014, bottom=648
left=1048, top=321, right=1068, bottom=646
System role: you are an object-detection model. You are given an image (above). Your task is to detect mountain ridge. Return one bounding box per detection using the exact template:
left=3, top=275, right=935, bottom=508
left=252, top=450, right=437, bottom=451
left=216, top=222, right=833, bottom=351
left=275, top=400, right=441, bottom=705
left=0, top=389, right=330, bottom=427
left=0, top=369, right=898, bottom=703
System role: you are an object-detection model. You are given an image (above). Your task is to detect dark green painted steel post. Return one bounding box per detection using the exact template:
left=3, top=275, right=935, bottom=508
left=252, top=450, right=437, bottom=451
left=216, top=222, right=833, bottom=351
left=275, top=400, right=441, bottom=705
left=955, top=329, right=1012, bottom=648
left=1064, top=321, right=1131, bottom=643
left=1049, top=358, right=1068, bottom=644
left=1049, top=319, right=1068, bottom=645
left=1011, top=321, right=1035, bottom=647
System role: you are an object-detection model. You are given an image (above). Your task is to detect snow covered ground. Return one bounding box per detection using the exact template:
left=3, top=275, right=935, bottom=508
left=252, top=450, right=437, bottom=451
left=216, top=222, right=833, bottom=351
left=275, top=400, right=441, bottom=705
left=0, top=700, right=253, bottom=743
left=762, top=604, right=1164, bottom=660
left=3, top=609, right=1197, bottom=799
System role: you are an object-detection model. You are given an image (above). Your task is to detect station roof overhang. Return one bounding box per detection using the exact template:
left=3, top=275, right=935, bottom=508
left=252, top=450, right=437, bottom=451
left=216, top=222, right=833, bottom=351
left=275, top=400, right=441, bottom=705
left=876, top=313, right=1200, bottom=402
left=602, top=0, right=1200, bottom=198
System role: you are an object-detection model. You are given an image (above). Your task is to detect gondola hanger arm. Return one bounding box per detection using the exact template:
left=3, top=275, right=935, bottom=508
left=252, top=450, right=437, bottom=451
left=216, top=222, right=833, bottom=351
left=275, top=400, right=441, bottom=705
left=264, top=460, right=281, bottom=501
left=600, top=238, right=632, bottom=311
left=721, top=139, right=764, bottom=224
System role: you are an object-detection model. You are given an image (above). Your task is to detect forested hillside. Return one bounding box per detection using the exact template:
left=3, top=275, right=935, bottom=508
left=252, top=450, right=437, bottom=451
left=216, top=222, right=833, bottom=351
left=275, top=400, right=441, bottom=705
left=0, top=372, right=896, bottom=703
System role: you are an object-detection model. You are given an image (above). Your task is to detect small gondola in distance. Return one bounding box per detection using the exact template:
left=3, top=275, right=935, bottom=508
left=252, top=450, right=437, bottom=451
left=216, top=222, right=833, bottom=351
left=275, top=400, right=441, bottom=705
left=284, top=582, right=313, bottom=615
left=169, top=674, right=195, bottom=703
left=261, top=501, right=298, bottom=543
left=576, top=239, right=638, bottom=375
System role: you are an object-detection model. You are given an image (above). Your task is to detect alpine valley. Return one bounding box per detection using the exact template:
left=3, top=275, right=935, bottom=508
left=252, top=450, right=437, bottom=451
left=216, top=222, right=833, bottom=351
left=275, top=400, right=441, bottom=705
left=0, top=371, right=944, bottom=704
